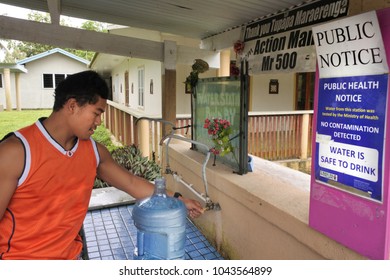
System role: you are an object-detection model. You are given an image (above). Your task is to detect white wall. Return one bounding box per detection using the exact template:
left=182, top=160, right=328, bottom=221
left=176, top=64, right=192, bottom=115
left=176, top=44, right=297, bottom=114
left=106, top=26, right=222, bottom=116
left=111, top=58, right=162, bottom=118
left=109, top=59, right=220, bottom=117
left=176, top=65, right=297, bottom=114
left=250, top=73, right=295, bottom=112
left=106, top=26, right=298, bottom=116
left=109, top=56, right=297, bottom=116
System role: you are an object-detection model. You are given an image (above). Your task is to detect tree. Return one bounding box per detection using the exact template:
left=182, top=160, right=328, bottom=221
left=1, top=11, right=107, bottom=62
left=2, top=40, right=26, bottom=63
left=70, top=20, right=108, bottom=61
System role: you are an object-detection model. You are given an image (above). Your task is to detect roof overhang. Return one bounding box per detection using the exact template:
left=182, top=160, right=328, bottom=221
left=0, top=63, right=28, bottom=73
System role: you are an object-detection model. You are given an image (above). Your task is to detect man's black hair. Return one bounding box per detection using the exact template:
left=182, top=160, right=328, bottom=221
left=53, top=70, right=109, bottom=111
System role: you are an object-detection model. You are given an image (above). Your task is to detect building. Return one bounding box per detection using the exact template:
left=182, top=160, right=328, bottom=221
left=0, top=48, right=89, bottom=110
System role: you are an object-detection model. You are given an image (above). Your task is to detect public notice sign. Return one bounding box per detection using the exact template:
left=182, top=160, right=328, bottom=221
left=315, top=75, right=388, bottom=201
left=313, top=11, right=389, bottom=202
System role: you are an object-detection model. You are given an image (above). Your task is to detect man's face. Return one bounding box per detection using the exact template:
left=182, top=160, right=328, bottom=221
left=71, top=96, right=107, bottom=140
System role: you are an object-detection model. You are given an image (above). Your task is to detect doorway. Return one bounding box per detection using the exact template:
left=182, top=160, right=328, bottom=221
left=295, top=72, right=315, bottom=110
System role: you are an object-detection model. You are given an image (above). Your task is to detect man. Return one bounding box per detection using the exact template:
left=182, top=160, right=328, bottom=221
left=0, top=70, right=203, bottom=259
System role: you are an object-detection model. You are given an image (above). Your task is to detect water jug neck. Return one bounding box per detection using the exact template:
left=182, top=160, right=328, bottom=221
left=153, top=177, right=167, bottom=197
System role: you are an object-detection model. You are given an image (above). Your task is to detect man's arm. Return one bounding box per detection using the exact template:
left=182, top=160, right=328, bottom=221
left=0, top=136, right=24, bottom=220
left=96, top=143, right=204, bottom=218
left=96, top=143, right=156, bottom=199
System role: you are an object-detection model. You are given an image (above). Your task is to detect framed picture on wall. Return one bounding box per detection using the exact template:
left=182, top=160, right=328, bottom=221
left=269, top=79, right=279, bottom=94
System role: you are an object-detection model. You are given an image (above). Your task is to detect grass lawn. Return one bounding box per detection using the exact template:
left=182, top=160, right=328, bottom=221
left=0, top=109, right=118, bottom=152
left=0, top=109, right=52, bottom=139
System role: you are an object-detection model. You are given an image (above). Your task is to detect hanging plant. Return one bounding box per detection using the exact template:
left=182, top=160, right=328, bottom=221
left=184, top=59, right=209, bottom=93
left=191, top=59, right=209, bottom=73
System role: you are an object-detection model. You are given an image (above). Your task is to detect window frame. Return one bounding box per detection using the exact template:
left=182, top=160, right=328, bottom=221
left=43, top=73, right=67, bottom=89
left=137, top=67, right=145, bottom=107
left=124, top=71, right=129, bottom=106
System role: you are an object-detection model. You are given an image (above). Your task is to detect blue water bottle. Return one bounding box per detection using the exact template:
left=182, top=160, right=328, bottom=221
left=132, top=177, right=187, bottom=260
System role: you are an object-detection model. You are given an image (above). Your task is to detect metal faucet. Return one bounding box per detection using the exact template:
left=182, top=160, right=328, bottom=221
left=136, top=117, right=221, bottom=211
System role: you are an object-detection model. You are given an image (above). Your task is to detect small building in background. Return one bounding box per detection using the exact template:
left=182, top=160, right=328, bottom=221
left=0, top=48, right=89, bottom=109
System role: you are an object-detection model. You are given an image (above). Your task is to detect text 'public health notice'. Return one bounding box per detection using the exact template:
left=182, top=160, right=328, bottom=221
left=315, top=74, right=388, bottom=201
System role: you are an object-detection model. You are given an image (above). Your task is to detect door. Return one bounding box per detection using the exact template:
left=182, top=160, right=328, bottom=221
left=295, top=72, right=315, bottom=110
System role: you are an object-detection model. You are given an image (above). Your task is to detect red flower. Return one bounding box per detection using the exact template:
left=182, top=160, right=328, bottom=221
left=204, top=118, right=239, bottom=166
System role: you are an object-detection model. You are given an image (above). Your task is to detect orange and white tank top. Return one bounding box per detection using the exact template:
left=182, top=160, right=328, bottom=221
left=0, top=119, right=100, bottom=259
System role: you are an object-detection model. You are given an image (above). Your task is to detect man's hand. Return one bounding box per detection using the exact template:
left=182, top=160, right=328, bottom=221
left=181, top=197, right=204, bottom=219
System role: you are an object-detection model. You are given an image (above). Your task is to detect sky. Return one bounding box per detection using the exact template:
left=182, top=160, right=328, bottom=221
left=0, top=3, right=87, bottom=60
left=0, top=3, right=30, bottom=19
left=0, top=3, right=85, bottom=26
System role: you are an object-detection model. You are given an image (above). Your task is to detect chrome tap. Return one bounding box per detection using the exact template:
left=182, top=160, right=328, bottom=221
left=136, top=117, right=221, bottom=211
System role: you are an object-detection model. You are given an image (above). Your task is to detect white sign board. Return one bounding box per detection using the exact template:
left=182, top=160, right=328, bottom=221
left=313, top=11, right=389, bottom=78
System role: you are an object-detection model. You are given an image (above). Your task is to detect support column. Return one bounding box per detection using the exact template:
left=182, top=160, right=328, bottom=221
left=218, top=49, right=231, bottom=77
left=162, top=41, right=177, bottom=135
left=138, top=119, right=150, bottom=157
left=15, top=72, right=21, bottom=111
left=4, top=68, right=12, bottom=111
left=300, top=113, right=310, bottom=159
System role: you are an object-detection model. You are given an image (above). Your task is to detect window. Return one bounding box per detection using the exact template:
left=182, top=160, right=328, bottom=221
left=138, top=67, right=144, bottom=107
left=124, top=72, right=129, bottom=106
left=0, top=73, right=3, bottom=88
left=55, top=74, right=65, bottom=87
left=43, top=74, right=54, bottom=88
left=43, top=74, right=66, bottom=88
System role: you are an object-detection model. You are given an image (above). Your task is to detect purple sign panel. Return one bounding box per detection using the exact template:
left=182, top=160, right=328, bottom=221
left=315, top=74, right=388, bottom=201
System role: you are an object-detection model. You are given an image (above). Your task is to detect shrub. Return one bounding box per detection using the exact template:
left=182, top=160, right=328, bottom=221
left=91, top=124, right=119, bottom=153
left=93, top=144, right=161, bottom=188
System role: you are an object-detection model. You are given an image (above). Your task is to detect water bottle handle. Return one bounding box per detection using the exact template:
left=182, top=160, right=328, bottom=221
left=137, top=231, right=144, bottom=256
